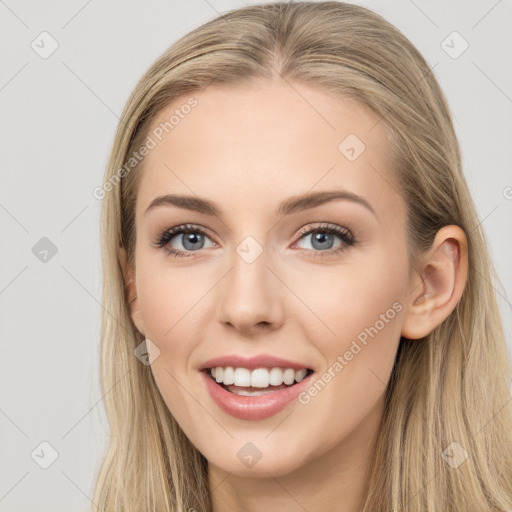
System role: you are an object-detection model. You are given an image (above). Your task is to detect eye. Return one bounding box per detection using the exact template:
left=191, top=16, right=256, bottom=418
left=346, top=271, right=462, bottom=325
left=153, top=222, right=356, bottom=259
left=153, top=224, right=216, bottom=257
left=293, top=223, right=355, bottom=256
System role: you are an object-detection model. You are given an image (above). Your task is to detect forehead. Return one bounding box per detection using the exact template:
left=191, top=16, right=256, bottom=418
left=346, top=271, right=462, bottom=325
left=135, top=80, right=402, bottom=223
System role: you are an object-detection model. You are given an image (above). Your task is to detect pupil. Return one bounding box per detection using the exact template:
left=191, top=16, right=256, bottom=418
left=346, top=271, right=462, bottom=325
left=183, top=232, right=203, bottom=250
left=313, top=231, right=333, bottom=250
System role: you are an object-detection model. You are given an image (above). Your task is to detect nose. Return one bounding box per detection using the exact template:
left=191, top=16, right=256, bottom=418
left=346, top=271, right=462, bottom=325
left=217, top=244, right=285, bottom=335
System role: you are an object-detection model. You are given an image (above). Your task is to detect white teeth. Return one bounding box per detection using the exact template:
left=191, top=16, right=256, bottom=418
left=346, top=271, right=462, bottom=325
left=269, top=367, right=283, bottom=386
left=295, top=368, right=307, bottom=382
left=231, top=388, right=278, bottom=396
left=223, top=366, right=235, bottom=385
left=283, top=368, right=295, bottom=385
left=234, top=368, right=251, bottom=386
left=251, top=368, right=269, bottom=388
left=208, top=366, right=310, bottom=388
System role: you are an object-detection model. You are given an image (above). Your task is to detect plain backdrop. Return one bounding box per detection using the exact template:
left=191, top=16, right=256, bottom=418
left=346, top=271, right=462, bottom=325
left=0, top=1, right=511, bottom=510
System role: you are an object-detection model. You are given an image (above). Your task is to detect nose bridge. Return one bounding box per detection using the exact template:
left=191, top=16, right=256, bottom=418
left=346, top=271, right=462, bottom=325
left=217, top=234, right=283, bottom=332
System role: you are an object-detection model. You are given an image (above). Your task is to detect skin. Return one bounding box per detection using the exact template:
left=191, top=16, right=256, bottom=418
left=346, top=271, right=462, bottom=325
left=118, top=78, right=468, bottom=511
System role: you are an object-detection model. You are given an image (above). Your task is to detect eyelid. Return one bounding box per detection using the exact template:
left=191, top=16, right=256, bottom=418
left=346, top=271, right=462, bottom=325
left=291, top=222, right=355, bottom=254
left=152, top=223, right=216, bottom=250
left=155, top=221, right=355, bottom=257
left=293, top=222, right=353, bottom=240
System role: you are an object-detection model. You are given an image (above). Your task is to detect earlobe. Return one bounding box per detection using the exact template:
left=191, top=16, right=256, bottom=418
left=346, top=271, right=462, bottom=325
left=118, top=246, right=146, bottom=336
left=401, top=225, right=468, bottom=340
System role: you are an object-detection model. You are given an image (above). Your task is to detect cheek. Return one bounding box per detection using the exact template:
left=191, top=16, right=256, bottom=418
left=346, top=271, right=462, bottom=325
left=135, top=261, right=205, bottom=423
left=295, top=249, right=407, bottom=411
left=293, top=248, right=407, bottom=341
left=136, top=258, right=211, bottom=342
left=291, top=255, right=406, bottom=444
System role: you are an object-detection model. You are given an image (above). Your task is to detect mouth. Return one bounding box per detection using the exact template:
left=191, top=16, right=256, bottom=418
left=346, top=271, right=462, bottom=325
left=202, top=367, right=315, bottom=396
left=200, top=365, right=316, bottom=420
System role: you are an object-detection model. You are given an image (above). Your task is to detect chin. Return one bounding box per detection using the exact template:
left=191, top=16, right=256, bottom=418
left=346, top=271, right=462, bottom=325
left=211, top=455, right=305, bottom=479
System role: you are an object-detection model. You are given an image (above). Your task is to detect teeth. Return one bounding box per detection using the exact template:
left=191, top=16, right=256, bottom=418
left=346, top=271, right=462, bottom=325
left=234, top=368, right=251, bottom=387
left=209, top=366, right=309, bottom=388
left=251, top=368, right=269, bottom=388
left=269, top=367, right=283, bottom=386
left=283, top=368, right=296, bottom=385
left=295, top=368, right=308, bottom=382
left=223, top=366, right=235, bottom=385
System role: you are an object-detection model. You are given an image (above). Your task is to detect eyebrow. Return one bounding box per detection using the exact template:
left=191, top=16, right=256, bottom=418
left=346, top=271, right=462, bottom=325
left=144, top=190, right=376, bottom=218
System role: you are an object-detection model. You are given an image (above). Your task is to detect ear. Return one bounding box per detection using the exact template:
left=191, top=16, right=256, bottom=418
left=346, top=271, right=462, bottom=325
left=118, top=246, right=146, bottom=336
left=401, top=225, right=468, bottom=340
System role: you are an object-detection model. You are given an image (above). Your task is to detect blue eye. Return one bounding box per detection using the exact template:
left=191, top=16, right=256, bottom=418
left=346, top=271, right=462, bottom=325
left=294, top=223, right=355, bottom=256
left=153, top=222, right=355, bottom=258
left=153, top=224, right=215, bottom=257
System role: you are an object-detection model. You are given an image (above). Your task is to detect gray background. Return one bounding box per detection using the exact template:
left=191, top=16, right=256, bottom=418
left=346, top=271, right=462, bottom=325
left=1, top=1, right=511, bottom=510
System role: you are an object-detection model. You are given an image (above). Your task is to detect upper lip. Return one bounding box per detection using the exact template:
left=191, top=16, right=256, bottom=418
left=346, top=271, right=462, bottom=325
left=199, top=354, right=314, bottom=372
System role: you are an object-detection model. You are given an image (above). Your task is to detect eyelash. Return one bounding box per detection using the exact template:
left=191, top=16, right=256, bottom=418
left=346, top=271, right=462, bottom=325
left=152, top=222, right=356, bottom=259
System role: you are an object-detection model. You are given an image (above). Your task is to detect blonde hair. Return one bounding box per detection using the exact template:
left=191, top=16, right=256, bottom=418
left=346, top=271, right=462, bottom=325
left=93, top=2, right=512, bottom=510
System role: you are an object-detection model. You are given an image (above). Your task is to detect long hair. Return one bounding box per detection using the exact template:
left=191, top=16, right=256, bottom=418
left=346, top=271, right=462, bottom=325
left=93, top=2, right=512, bottom=510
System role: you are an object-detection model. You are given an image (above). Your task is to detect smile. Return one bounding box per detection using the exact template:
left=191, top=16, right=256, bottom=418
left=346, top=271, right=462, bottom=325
left=210, top=366, right=311, bottom=394
left=201, top=366, right=315, bottom=420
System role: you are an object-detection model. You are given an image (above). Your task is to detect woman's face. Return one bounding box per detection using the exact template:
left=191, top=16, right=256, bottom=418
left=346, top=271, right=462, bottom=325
left=128, top=79, right=413, bottom=477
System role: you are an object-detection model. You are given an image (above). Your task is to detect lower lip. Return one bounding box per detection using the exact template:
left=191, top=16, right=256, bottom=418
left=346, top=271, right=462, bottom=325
left=200, top=370, right=314, bottom=421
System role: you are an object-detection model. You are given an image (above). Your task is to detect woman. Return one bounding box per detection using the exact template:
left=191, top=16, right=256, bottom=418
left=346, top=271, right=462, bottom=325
left=93, top=2, right=512, bottom=511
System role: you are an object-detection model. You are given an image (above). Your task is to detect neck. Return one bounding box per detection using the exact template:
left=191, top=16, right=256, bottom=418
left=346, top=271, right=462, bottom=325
left=208, top=395, right=384, bottom=512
